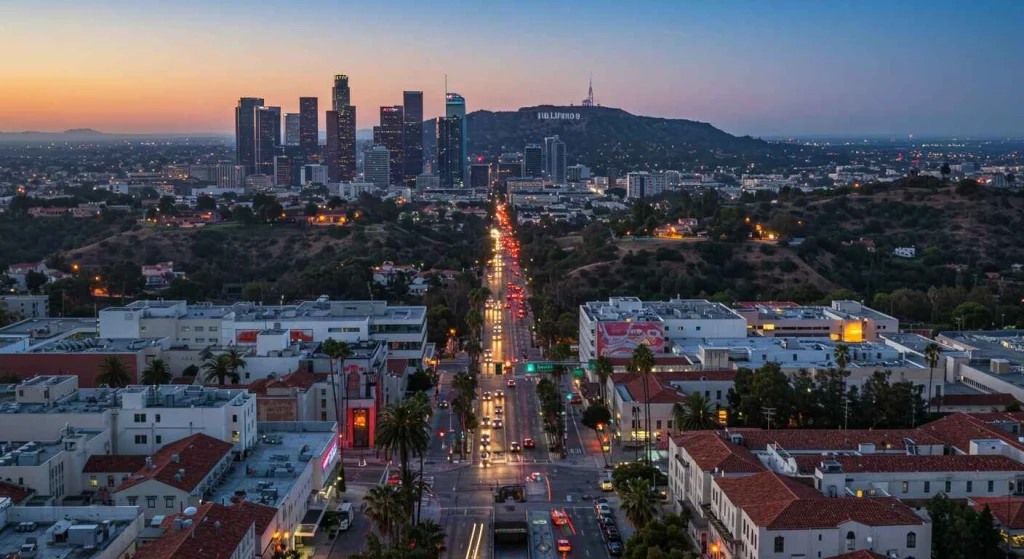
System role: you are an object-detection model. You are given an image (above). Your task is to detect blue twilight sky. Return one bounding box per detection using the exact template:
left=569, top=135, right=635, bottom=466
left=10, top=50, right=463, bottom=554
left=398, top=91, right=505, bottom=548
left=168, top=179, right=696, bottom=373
left=1, top=0, right=1022, bottom=136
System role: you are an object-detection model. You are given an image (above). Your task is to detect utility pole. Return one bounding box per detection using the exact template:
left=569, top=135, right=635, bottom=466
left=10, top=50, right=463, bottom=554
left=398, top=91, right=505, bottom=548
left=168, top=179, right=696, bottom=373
left=762, top=407, right=776, bottom=432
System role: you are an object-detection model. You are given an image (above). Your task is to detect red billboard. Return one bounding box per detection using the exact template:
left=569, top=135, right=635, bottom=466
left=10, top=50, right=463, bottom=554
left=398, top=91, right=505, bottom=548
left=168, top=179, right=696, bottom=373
left=289, top=329, right=314, bottom=343
left=596, top=321, right=664, bottom=358
left=235, top=330, right=260, bottom=343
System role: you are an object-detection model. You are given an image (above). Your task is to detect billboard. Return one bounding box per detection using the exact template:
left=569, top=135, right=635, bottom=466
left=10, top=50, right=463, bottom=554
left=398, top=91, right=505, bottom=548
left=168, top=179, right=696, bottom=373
left=289, top=329, right=314, bottom=343
left=235, top=330, right=260, bottom=343
left=595, top=321, right=664, bottom=358
left=321, top=438, right=338, bottom=472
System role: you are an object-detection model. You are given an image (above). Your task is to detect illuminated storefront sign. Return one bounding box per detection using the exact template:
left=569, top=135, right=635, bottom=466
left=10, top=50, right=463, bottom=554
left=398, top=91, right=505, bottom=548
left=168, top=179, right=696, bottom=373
left=321, top=438, right=338, bottom=471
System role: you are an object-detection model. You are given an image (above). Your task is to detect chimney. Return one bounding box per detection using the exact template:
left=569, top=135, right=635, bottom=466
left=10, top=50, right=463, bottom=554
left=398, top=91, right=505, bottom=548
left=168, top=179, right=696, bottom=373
left=145, top=456, right=154, bottom=469
left=172, top=454, right=180, bottom=463
left=215, top=520, right=221, bottom=534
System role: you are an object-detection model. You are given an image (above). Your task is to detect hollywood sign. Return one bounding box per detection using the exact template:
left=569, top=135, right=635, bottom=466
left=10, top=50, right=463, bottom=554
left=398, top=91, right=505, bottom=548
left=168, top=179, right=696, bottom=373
left=537, top=111, right=581, bottom=121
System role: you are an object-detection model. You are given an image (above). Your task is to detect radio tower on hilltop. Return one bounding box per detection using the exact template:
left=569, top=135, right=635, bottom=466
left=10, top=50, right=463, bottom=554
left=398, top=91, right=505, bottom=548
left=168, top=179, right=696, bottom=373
left=582, top=73, right=595, bottom=107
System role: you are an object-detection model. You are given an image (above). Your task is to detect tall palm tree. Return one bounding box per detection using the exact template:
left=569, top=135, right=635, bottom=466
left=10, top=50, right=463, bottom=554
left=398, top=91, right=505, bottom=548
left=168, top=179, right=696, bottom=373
left=619, top=477, right=658, bottom=530
left=322, top=338, right=353, bottom=483
left=925, top=342, right=941, bottom=413
left=630, top=345, right=656, bottom=464
left=405, top=392, right=433, bottom=523
left=202, top=353, right=238, bottom=385
left=141, top=359, right=172, bottom=385
left=834, top=344, right=850, bottom=372
left=375, top=399, right=430, bottom=518
left=223, top=348, right=248, bottom=379
left=364, top=484, right=405, bottom=547
left=465, top=310, right=483, bottom=341
left=96, top=356, right=132, bottom=388
left=594, top=356, right=614, bottom=405
left=672, top=393, right=717, bottom=431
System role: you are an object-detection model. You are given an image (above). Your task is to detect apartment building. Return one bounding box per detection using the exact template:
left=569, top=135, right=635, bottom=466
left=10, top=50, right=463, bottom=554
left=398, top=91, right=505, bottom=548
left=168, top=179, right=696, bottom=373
left=0, top=502, right=145, bottom=559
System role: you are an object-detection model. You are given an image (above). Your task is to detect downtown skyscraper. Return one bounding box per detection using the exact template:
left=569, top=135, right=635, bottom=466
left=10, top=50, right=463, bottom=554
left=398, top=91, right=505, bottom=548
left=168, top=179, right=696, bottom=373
left=255, top=106, right=281, bottom=176
left=328, top=75, right=356, bottom=181
left=402, top=91, right=423, bottom=187
left=299, top=97, right=319, bottom=162
left=445, top=93, right=468, bottom=184
left=235, top=97, right=265, bottom=175
left=437, top=115, right=463, bottom=188
left=284, top=113, right=300, bottom=146
left=374, top=105, right=404, bottom=187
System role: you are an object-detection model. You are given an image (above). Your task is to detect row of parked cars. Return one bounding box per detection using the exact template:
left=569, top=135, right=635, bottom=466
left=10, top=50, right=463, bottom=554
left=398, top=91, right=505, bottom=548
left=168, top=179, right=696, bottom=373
left=594, top=498, right=624, bottom=556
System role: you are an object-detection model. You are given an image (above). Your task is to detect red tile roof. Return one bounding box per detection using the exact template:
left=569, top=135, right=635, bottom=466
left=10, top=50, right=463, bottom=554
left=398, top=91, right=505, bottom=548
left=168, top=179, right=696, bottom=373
left=673, top=432, right=765, bottom=474
left=232, top=501, right=278, bottom=536
left=827, top=454, right=1024, bottom=474
left=0, top=480, right=34, bottom=504
left=728, top=428, right=943, bottom=452
left=766, top=498, right=924, bottom=530
left=114, top=433, right=233, bottom=493
left=968, top=411, right=1024, bottom=423
left=919, top=412, right=1024, bottom=454
left=615, top=373, right=688, bottom=405
left=387, top=359, right=408, bottom=376
left=134, top=503, right=255, bottom=559
left=971, top=497, right=1024, bottom=529
left=715, top=471, right=823, bottom=527
left=83, top=455, right=148, bottom=473
left=933, top=393, right=1018, bottom=407
left=248, top=370, right=316, bottom=395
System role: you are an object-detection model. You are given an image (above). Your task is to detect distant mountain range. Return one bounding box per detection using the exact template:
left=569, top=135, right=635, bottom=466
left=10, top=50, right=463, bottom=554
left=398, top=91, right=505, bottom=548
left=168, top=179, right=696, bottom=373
left=425, top=104, right=780, bottom=173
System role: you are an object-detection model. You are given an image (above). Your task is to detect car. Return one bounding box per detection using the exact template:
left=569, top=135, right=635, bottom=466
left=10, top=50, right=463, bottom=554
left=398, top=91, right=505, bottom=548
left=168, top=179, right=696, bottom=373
left=438, top=400, right=449, bottom=409
left=482, top=392, right=492, bottom=401
left=604, top=527, right=622, bottom=543
left=593, top=497, right=609, bottom=506
left=504, top=303, right=511, bottom=309
left=509, top=442, right=521, bottom=452
left=495, top=391, right=504, bottom=400
left=557, top=539, right=571, bottom=553
left=507, top=378, right=516, bottom=387
left=386, top=471, right=401, bottom=485
left=599, top=478, right=614, bottom=491
left=550, top=509, right=568, bottom=526
left=481, top=433, right=490, bottom=442
left=492, top=418, right=503, bottom=428
left=570, top=394, right=583, bottom=405
left=494, top=405, right=503, bottom=415
left=482, top=416, right=490, bottom=426
left=596, top=503, right=612, bottom=517
left=522, top=438, right=535, bottom=448
left=529, top=472, right=544, bottom=482
left=493, top=333, right=501, bottom=341
left=480, top=452, right=490, bottom=467
left=606, top=540, right=624, bottom=556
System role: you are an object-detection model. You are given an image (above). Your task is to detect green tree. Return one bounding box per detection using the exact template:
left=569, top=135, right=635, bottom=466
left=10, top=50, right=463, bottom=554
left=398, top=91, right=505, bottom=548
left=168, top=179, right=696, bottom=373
left=182, top=364, right=199, bottom=378
left=833, top=344, right=850, bottom=371
left=621, top=513, right=695, bottom=559
left=364, top=484, right=406, bottom=547
left=96, top=356, right=132, bottom=387
left=25, top=270, right=49, bottom=292
left=223, top=347, right=247, bottom=379
left=581, top=403, right=612, bottom=429
left=375, top=398, right=431, bottom=519
left=201, top=353, right=238, bottom=385
left=952, top=301, right=988, bottom=330
left=322, top=338, right=353, bottom=490
left=672, top=393, right=717, bottom=431
left=140, top=359, right=172, bottom=385
left=406, top=518, right=447, bottom=558
left=927, top=493, right=1004, bottom=559
left=619, top=478, right=658, bottom=530
left=195, top=195, right=217, bottom=211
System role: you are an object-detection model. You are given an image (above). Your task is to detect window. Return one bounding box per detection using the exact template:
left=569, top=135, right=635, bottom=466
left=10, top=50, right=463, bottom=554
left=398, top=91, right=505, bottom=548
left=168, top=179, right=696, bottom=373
left=180, top=338, right=190, bottom=344
left=989, top=480, right=995, bottom=492
left=165, top=496, right=176, bottom=508
left=321, top=389, right=327, bottom=396
left=667, top=420, right=673, bottom=429
left=902, top=481, right=909, bottom=493
left=209, top=326, right=218, bottom=332
left=181, top=326, right=191, bottom=332
left=696, top=326, right=701, bottom=331
left=155, top=435, right=162, bottom=444
left=232, top=430, right=240, bottom=443
left=321, top=399, right=328, bottom=408
left=846, top=531, right=855, bottom=551
left=134, top=434, right=148, bottom=444
left=146, top=496, right=157, bottom=508
left=656, top=420, right=662, bottom=429
left=133, top=413, right=147, bottom=423
left=155, top=414, right=161, bottom=423
left=924, top=481, right=931, bottom=493
left=127, top=497, right=138, bottom=506
left=945, top=480, right=951, bottom=493
left=195, top=338, right=205, bottom=344
left=967, top=481, right=973, bottom=492
left=107, top=476, right=115, bottom=487
left=907, top=532, right=917, bottom=548
left=232, top=414, right=238, bottom=422
left=774, top=536, right=784, bottom=553
left=716, top=390, right=722, bottom=400
left=89, top=477, right=98, bottom=488
left=321, top=412, right=327, bottom=421
left=194, top=326, right=205, bottom=332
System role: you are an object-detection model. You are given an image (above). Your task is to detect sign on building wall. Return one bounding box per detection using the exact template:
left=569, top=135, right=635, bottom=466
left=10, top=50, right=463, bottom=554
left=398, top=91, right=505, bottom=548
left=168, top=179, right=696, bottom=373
left=595, top=321, right=665, bottom=357
left=289, top=329, right=314, bottom=343
left=259, top=400, right=297, bottom=422
left=236, top=330, right=260, bottom=343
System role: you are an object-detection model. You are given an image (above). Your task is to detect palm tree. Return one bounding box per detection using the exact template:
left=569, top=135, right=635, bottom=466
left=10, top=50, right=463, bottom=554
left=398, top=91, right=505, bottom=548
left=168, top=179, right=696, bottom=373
left=630, top=345, right=656, bottom=464
left=406, top=392, right=433, bottom=524
left=322, top=338, right=353, bottom=484
left=96, top=356, right=132, bottom=388
left=407, top=519, right=447, bottom=558
left=375, top=399, right=430, bottom=519
left=619, top=478, right=658, bottom=530
left=223, top=348, right=247, bottom=379
left=672, top=393, right=717, bottom=431
left=833, top=344, right=850, bottom=372
left=465, top=310, right=483, bottom=341
left=925, top=342, right=941, bottom=413
left=364, top=484, right=405, bottom=547
left=594, top=356, right=614, bottom=405
left=202, top=353, right=238, bottom=385
left=141, top=359, right=172, bottom=385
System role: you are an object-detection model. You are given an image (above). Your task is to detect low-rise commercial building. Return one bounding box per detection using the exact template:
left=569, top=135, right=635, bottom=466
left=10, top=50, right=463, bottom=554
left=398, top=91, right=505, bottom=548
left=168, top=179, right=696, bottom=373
left=0, top=501, right=145, bottom=559
left=734, top=300, right=899, bottom=342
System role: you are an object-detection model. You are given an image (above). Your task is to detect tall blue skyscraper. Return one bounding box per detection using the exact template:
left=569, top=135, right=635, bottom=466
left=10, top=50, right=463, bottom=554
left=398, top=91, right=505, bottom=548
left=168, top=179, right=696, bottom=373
left=235, top=97, right=265, bottom=175
left=445, top=93, right=467, bottom=184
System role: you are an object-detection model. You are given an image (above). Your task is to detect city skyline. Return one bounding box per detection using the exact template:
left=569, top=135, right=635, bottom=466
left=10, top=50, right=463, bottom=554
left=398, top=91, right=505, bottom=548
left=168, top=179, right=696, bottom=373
left=2, top=0, right=1023, bottom=137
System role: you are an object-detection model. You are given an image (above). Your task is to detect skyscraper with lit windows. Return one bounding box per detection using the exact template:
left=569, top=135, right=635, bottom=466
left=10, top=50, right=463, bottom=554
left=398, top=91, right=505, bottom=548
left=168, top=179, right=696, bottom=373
left=402, top=91, right=423, bottom=187
left=445, top=93, right=467, bottom=184
left=235, top=97, right=265, bottom=175
left=299, top=97, right=318, bottom=162
left=374, top=105, right=405, bottom=187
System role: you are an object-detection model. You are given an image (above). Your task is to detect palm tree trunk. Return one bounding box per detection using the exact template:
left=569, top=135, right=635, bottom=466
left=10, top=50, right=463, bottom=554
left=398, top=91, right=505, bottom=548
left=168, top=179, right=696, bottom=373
left=642, top=376, right=652, bottom=465
left=338, top=358, right=347, bottom=480
left=417, top=452, right=425, bottom=524
left=927, top=365, right=935, bottom=414
left=327, top=357, right=341, bottom=479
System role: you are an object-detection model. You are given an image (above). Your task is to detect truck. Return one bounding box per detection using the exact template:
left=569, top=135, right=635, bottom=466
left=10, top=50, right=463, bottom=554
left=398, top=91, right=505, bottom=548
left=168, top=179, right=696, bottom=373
left=335, top=502, right=353, bottom=532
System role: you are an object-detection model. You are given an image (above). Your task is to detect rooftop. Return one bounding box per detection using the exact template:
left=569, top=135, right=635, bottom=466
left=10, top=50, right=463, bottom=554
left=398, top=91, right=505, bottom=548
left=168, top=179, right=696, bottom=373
left=27, top=336, right=164, bottom=354
left=228, top=299, right=425, bottom=323
left=115, top=434, right=234, bottom=493
left=0, top=504, right=142, bottom=559
left=134, top=503, right=254, bottom=559
left=208, top=424, right=335, bottom=510
left=971, top=497, right=1024, bottom=529
left=581, top=297, right=744, bottom=323
left=0, top=318, right=97, bottom=340
left=918, top=412, right=1024, bottom=454
left=0, top=482, right=34, bottom=505
left=821, top=454, right=1024, bottom=474
left=0, top=384, right=251, bottom=416
left=727, top=428, right=944, bottom=453
left=672, top=432, right=765, bottom=474
left=734, top=300, right=897, bottom=323
left=675, top=337, right=913, bottom=369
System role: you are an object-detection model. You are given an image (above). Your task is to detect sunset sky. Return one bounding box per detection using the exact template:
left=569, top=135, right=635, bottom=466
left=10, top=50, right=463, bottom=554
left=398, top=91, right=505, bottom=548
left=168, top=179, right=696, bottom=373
left=2, top=0, right=1022, bottom=137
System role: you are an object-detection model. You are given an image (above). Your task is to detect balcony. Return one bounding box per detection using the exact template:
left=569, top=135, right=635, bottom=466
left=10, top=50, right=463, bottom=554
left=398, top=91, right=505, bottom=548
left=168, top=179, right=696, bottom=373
left=700, top=504, right=743, bottom=555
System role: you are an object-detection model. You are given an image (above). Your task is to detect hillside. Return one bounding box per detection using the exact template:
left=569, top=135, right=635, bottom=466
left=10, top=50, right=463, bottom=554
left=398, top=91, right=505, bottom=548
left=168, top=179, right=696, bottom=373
left=425, top=104, right=780, bottom=172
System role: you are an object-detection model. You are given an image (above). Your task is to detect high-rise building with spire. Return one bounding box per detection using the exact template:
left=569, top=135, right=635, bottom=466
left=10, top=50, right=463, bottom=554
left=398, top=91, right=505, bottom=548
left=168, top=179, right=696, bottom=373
left=329, top=75, right=356, bottom=181
left=445, top=93, right=468, bottom=184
